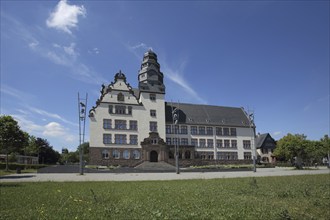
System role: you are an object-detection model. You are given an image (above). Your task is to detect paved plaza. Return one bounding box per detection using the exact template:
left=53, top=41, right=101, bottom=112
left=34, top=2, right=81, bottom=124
left=1, top=167, right=329, bottom=182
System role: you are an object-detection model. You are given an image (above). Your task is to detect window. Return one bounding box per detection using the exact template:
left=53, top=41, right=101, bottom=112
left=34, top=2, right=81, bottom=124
left=112, top=150, right=120, bottom=159
left=230, top=128, right=237, bottom=136
left=115, top=134, right=127, bottom=144
left=129, top=120, right=138, bottom=130
left=243, top=140, right=251, bottom=149
left=191, top=126, right=197, bottom=135
left=191, top=138, right=198, bottom=146
left=151, top=138, right=158, bottom=145
left=216, top=139, right=223, bottom=148
left=103, top=134, right=112, bottom=144
left=174, top=125, right=179, bottom=134
left=206, top=127, right=213, bottom=135
left=132, top=150, right=140, bottom=159
left=199, top=139, right=206, bottom=148
left=128, top=106, right=132, bottom=115
left=115, top=105, right=126, bottom=114
left=223, top=128, right=230, bottom=136
left=199, top=127, right=205, bottom=135
left=207, top=139, right=214, bottom=148
left=173, top=138, right=179, bottom=145
left=103, top=119, right=112, bottom=129
left=166, top=138, right=171, bottom=145
left=224, top=140, right=230, bottom=148
left=123, top=150, right=130, bottom=159
left=181, top=138, right=188, bottom=145
left=115, top=120, right=126, bottom=130
left=108, top=105, right=113, bottom=114
left=130, top=135, right=138, bottom=145
left=150, top=121, right=157, bottom=132
left=180, top=126, right=188, bottom=134
left=244, top=152, right=252, bottom=160
left=231, top=140, right=237, bottom=148
left=150, top=110, right=156, bottom=117
left=102, top=150, right=109, bottom=159
left=150, top=94, right=156, bottom=101
left=218, top=152, right=238, bottom=160
left=166, top=125, right=172, bottom=134
left=117, top=92, right=124, bottom=102
left=216, top=127, right=222, bottom=135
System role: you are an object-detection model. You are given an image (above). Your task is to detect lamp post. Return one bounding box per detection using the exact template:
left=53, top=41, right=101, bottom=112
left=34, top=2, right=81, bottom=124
left=78, top=93, right=88, bottom=175
left=249, top=113, right=257, bottom=172
left=172, top=103, right=180, bottom=174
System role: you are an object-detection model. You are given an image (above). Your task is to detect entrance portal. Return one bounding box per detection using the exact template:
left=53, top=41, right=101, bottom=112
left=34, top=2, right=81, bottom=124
left=150, top=151, right=158, bottom=162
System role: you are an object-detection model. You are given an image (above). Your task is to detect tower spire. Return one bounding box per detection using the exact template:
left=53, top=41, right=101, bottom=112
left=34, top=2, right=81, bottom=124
left=138, top=50, right=165, bottom=93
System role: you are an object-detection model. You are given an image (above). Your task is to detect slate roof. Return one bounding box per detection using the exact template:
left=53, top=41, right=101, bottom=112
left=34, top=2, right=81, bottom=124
left=165, top=102, right=252, bottom=127
left=255, top=133, right=276, bottom=149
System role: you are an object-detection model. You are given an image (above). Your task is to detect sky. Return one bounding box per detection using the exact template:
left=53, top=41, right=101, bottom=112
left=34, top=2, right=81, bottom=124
left=1, top=0, right=329, bottom=152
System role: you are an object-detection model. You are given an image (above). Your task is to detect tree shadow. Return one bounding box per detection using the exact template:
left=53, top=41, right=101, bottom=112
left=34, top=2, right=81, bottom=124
left=0, top=175, right=35, bottom=180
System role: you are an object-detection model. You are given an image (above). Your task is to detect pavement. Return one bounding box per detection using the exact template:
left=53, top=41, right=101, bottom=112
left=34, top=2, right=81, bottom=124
left=0, top=167, right=329, bottom=182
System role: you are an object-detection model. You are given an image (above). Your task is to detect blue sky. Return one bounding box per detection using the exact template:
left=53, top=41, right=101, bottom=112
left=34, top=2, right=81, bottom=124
left=1, top=0, right=329, bottom=152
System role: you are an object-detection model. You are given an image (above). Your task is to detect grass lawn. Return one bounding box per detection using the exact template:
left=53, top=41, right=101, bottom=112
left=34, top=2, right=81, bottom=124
left=0, top=175, right=329, bottom=220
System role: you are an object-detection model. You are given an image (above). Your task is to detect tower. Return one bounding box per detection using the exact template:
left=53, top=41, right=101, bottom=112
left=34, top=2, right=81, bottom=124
left=138, top=50, right=165, bottom=94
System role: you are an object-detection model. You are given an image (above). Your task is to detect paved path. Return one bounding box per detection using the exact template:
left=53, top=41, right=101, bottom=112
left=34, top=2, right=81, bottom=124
left=1, top=167, right=329, bottom=182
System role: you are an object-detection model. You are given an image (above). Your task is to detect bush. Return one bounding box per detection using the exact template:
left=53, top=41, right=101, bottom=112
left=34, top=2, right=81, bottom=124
left=0, top=163, right=48, bottom=170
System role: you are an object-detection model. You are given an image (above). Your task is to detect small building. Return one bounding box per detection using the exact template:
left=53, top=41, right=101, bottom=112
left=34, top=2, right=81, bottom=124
left=255, top=133, right=276, bottom=164
left=0, top=154, right=39, bottom=165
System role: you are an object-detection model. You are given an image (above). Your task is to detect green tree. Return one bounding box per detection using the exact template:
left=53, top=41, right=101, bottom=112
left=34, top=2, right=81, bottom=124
left=36, top=138, right=60, bottom=164
left=0, top=115, right=28, bottom=170
left=79, top=142, right=89, bottom=163
left=274, top=133, right=308, bottom=169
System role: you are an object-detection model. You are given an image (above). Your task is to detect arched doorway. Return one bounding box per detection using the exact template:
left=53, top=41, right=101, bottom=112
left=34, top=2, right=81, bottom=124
left=150, top=151, right=158, bottom=162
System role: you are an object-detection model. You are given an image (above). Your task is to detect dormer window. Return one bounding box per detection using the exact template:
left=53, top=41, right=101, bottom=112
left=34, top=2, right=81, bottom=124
left=117, top=93, right=124, bottom=102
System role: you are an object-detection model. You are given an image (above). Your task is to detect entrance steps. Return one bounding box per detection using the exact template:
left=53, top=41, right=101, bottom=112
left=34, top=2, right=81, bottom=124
left=135, top=161, right=176, bottom=171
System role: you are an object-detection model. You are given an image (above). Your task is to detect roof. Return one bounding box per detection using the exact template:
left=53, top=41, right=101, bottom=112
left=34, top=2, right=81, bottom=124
left=255, top=133, right=276, bottom=149
left=165, top=102, right=251, bottom=127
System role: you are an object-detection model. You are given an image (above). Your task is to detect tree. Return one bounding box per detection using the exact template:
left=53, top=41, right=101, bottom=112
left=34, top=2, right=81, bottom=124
left=35, top=138, right=60, bottom=164
left=79, top=142, right=89, bottom=163
left=320, top=135, right=330, bottom=166
left=0, top=115, right=28, bottom=170
left=274, top=133, right=308, bottom=169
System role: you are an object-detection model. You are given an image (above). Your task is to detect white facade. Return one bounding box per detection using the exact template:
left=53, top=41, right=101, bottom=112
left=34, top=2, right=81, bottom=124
left=89, top=50, right=255, bottom=165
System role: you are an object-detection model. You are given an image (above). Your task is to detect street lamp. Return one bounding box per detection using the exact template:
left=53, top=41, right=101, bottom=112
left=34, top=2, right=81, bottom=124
left=249, top=113, right=257, bottom=173
left=78, top=93, right=88, bottom=175
left=172, top=104, right=180, bottom=174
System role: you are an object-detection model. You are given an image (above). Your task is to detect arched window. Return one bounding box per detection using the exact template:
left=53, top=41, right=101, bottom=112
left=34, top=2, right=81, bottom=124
left=117, top=93, right=124, bottom=102
left=112, top=150, right=120, bottom=159
left=102, top=150, right=109, bottom=159
left=123, top=150, right=130, bottom=159
left=132, top=150, right=140, bottom=159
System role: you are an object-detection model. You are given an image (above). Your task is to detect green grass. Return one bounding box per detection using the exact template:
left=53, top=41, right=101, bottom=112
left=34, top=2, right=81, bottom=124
left=1, top=175, right=329, bottom=220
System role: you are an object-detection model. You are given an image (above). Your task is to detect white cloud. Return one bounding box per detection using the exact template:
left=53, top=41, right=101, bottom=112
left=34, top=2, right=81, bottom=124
left=43, top=122, right=75, bottom=142
left=63, top=43, right=78, bottom=57
left=162, top=62, right=206, bottom=104
left=0, top=84, right=34, bottom=101
left=28, top=40, right=39, bottom=49
left=46, top=0, right=86, bottom=35
left=27, top=106, right=77, bottom=127
left=273, top=131, right=282, bottom=136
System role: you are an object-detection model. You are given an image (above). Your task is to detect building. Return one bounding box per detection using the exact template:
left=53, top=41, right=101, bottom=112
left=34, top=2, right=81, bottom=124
left=255, top=133, right=277, bottom=164
left=89, top=50, right=256, bottom=167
